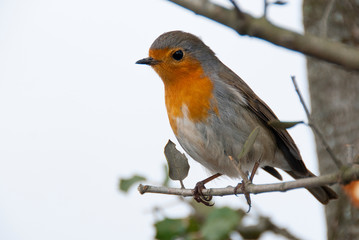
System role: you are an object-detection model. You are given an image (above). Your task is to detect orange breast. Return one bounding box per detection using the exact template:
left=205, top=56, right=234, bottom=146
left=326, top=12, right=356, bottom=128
left=165, top=75, right=215, bottom=134
left=149, top=49, right=217, bottom=134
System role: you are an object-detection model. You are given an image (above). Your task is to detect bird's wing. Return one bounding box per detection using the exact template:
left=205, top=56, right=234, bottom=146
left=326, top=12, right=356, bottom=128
left=218, top=65, right=307, bottom=174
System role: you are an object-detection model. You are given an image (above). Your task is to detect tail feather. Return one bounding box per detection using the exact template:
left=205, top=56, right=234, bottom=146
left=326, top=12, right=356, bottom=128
left=286, top=170, right=338, bottom=204
left=262, top=166, right=283, bottom=180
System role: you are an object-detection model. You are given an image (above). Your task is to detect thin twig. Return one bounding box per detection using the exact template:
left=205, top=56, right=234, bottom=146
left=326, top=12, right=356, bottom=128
left=229, top=0, right=246, bottom=20
left=291, top=76, right=310, bottom=117
left=138, top=165, right=359, bottom=197
left=290, top=76, right=343, bottom=168
left=263, top=0, right=269, bottom=18
left=258, top=217, right=301, bottom=240
left=236, top=216, right=301, bottom=240
left=346, top=144, right=354, bottom=164
left=320, top=0, right=335, bottom=37
left=311, top=123, right=342, bottom=168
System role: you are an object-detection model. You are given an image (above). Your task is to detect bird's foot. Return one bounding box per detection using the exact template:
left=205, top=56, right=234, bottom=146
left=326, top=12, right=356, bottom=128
left=192, top=173, right=221, bottom=206
left=193, top=181, right=214, bottom=206
left=234, top=179, right=252, bottom=212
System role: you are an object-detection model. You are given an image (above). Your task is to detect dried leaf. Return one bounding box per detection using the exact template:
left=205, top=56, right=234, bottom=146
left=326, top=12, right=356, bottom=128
left=238, top=126, right=260, bottom=160
left=268, top=120, right=303, bottom=129
left=164, top=140, right=190, bottom=181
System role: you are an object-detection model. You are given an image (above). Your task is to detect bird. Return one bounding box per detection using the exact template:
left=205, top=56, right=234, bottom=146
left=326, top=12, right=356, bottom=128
left=136, top=30, right=337, bottom=205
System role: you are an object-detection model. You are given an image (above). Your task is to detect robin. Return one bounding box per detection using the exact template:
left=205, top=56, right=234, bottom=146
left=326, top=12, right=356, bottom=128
left=136, top=31, right=337, bottom=205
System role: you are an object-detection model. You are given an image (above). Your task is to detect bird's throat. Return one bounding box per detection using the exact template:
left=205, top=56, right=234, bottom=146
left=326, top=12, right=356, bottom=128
left=163, top=67, right=218, bottom=134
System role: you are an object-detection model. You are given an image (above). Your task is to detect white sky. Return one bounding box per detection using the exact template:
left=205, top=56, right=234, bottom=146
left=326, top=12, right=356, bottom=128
left=0, top=0, right=328, bottom=239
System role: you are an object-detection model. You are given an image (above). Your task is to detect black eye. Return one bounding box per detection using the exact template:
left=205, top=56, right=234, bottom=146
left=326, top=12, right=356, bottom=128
left=172, top=50, right=183, bottom=61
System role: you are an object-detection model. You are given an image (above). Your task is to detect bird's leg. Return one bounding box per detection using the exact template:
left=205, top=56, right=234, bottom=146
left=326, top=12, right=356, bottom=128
left=234, top=175, right=251, bottom=212
left=193, top=173, right=222, bottom=206
left=230, top=155, right=249, bottom=197
left=234, top=162, right=260, bottom=212
left=249, top=161, right=260, bottom=182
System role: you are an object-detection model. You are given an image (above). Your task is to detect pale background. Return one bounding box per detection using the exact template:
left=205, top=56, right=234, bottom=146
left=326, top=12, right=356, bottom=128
left=0, top=0, right=326, bottom=239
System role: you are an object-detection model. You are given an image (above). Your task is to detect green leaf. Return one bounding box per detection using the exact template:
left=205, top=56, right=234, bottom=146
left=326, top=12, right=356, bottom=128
left=119, top=175, right=146, bottom=193
left=238, top=126, right=260, bottom=160
left=187, top=215, right=201, bottom=234
left=267, top=120, right=303, bottom=129
left=164, top=140, right=190, bottom=181
left=201, top=207, right=241, bottom=240
left=155, top=218, right=187, bottom=240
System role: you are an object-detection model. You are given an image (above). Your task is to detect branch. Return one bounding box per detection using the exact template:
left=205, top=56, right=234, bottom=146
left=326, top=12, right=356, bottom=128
left=228, top=0, right=245, bottom=20
left=237, top=216, right=301, bottom=240
left=138, top=165, right=359, bottom=197
left=167, top=0, right=359, bottom=70
left=291, top=76, right=343, bottom=168
left=187, top=198, right=301, bottom=240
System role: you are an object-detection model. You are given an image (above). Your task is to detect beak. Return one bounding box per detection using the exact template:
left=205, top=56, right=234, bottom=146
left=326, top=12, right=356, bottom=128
left=136, top=57, right=159, bottom=65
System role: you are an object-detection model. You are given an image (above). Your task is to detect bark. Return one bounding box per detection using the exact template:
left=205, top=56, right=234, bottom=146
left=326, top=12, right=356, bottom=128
left=303, top=0, right=359, bottom=239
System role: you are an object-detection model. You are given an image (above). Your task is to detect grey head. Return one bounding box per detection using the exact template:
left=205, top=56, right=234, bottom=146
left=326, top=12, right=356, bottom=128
left=151, top=31, right=218, bottom=64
